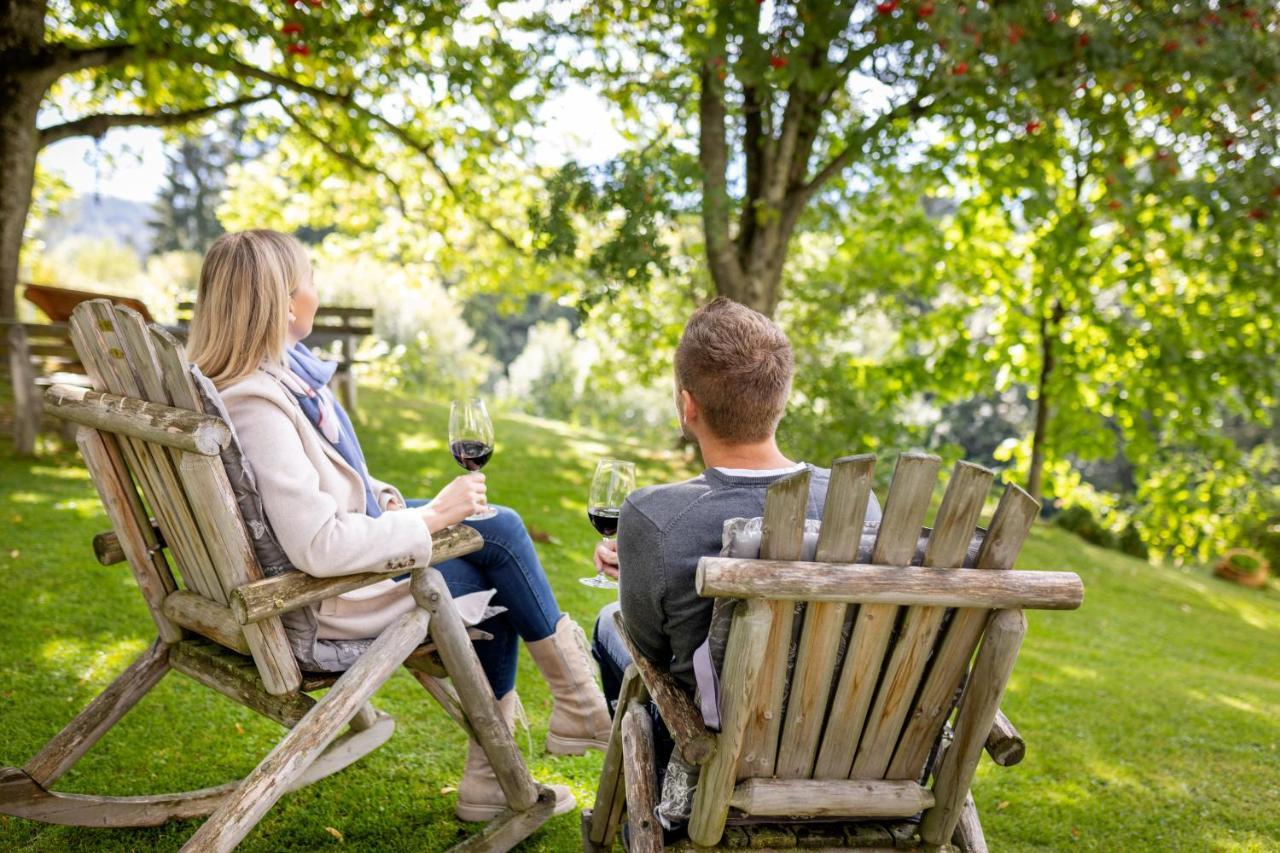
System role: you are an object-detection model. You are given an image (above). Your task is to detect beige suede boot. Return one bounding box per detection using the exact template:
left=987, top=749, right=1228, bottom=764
left=455, top=691, right=575, bottom=822
left=525, top=615, right=613, bottom=755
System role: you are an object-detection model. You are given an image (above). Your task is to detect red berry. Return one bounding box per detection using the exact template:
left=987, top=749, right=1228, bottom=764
left=1271, top=187, right=1280, bottom=198
left=1223, top=137, right=1235, bottom=149
left=1107, top=200, right=1122, bottom=210
left=1008, top=25, right=1025, bottom=45
left=875, top=1, right=898, bottom=14
left=1247, top=209, right=1267, bottom=220
left=1170, top=105, right=1184, bottom=119
left=1047, top=10, right=1059, bottom=23
left=769, top=56, right=788, bottom=70
left=281, top=22, right=303, bottom=35
left=953, top=62, right=969, bottom=76
left=1077, top=33, right=1090, bottom=47
left=287, top=43, right=309, bottom=56
left=918, top=2, right=935, bottom=18
left=308, top=0, right=321, bottom=5
left=1025, top=120, right=1041, bottom=133
left=1162, top=40, right=1179, bottom=53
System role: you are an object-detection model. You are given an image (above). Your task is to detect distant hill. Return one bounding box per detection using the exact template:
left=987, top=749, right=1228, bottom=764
left=41, top=195, right=154, bottom=258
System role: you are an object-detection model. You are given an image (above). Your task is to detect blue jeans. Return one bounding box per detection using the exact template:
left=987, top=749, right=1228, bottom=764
left=405, top=502, right=562, bottom=697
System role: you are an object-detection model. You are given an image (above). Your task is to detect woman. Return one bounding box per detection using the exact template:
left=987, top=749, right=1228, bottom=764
left=187, top=230, right=610, bottom=822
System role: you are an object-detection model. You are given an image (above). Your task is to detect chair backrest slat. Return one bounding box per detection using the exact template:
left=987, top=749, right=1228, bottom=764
left=736, top=468, right=811, bottom=780
left=68, top=302, right=220, bottom=602
left=775, top=454, right=876, bottom=778
left=885, top=483, right=1038, bottom=780
left=850, top=461, right=992, bottom=780
left=96, top=305, right=226, bottom=603
left=812, top=453, right=940, bottom=779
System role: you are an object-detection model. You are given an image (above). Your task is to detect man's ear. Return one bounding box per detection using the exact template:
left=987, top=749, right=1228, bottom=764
left=680, top=389, right=698, bottom=424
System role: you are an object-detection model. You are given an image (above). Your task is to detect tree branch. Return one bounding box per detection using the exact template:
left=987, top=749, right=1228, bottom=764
left=212, top=55, right=524, bottom=252
left=278, top=103, right=407, bottom=216
left=46, top=40, right=138, bottom=75
left=798, top=88, right=938, bottom=201
left=37, top=95, right=269, bottom=148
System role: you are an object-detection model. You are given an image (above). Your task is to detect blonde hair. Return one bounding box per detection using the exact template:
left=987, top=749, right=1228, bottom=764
left=188, top=230, right=311, bottom=388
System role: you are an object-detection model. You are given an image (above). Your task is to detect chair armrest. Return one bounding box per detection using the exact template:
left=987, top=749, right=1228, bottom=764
left=984, top=708, right=1025, bottom=766
left=93, top=520, right=164, bottom=565
left=611, top=610, right=716, bottom=766
left=230, top=524, right=483, bottom=625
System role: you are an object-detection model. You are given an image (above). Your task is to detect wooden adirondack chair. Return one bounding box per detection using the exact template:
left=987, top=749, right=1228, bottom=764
left=0, top=299, right=560, bottom=852
left=583, top=454, right=1084, bottom=852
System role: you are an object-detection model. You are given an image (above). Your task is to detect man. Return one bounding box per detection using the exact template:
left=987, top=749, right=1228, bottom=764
left=592, top=297, right=882, bottom=712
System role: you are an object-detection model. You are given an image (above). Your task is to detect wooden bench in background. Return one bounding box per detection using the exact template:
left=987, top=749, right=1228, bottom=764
left=4, top=285, right=156, bottom=455
left=174, top=302, right=374, bottom=416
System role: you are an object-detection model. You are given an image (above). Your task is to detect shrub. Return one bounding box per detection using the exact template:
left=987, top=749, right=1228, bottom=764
left=1118, top=521, right=1147, bottom=560
left=1055, top=504, right=1117, bottom=549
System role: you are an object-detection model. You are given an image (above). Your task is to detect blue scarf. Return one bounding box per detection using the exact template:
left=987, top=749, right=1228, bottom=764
left=283, top=343, right=382, bottom=518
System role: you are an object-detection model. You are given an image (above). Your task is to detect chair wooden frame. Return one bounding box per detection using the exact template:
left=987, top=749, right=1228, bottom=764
left=583, top=453, right=1084, bottom=852
left=0, top=300, right=557, bottom=852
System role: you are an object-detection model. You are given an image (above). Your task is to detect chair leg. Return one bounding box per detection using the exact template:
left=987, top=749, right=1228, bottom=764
left=587, top=666, right=646, bottom=850
left=21, top=638, right=171, bottom=787
left=920, top=609, right=1025, bottom=847
left=181, top=608, right=430, bottom=853
left=621, top=699, right=662, bottom=853
left=411, top=568, right=540, bottom=813
left=952, top=793, right=988, bottom=853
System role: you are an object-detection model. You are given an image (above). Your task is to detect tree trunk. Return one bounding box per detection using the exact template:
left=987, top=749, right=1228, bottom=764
left=1026, top=300, right=1064, bottom=505
left=0, top=78, right=43, bottom=320
left=0, top=2, right=50, bottom=320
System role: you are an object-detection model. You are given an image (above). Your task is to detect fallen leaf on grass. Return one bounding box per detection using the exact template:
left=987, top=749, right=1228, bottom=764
left=235, top=723, right=245, bottom=735
left=996, top=800, right=1009, bottom=811
left=440, top=785, right=457, bottom=795
left=325, top=826, right=344, bottom=841
left=525, top=524, right=559, bottom=545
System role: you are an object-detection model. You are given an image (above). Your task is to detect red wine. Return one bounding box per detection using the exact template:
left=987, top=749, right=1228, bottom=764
left=588, top=507, right=621, bottom=537
left=451, top=440, right=493, bottom=471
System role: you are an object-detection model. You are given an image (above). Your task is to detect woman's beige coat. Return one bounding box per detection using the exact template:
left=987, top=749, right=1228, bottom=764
left=221, top=360, right=430, bottom=640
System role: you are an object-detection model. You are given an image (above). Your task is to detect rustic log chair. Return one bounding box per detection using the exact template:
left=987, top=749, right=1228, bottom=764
left=582, top=454, right=1084, bottom=852
left=0, top=299, right=560, bottom=852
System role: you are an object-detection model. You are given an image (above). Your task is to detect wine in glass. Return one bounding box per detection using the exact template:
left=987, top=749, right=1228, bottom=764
left=449, top=398, right=498, bottom=521
left=581, top=458, right=636, bottom=589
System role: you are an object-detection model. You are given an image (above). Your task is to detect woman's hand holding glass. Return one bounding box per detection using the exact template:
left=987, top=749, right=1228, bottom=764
left=419, top=473, right=487, bottom=533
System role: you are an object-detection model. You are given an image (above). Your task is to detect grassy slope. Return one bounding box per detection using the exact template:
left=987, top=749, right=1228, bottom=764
left=0, top=386, right=1277, bottom=851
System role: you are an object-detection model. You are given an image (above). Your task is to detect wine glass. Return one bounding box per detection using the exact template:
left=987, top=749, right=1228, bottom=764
left=449, top=399, right=498, bottom=521
left=581, top=458, right=636, bottom=589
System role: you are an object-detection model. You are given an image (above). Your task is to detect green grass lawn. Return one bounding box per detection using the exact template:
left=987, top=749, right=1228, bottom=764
left=1, top=386, right=1278, bottom=851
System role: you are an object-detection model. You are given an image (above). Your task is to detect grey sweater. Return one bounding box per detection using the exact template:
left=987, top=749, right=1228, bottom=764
left=618, top=464, right=882, bottom=693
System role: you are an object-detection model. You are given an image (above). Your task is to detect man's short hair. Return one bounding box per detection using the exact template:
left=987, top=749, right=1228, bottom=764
left=674, top=296, right=794, bottom=444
